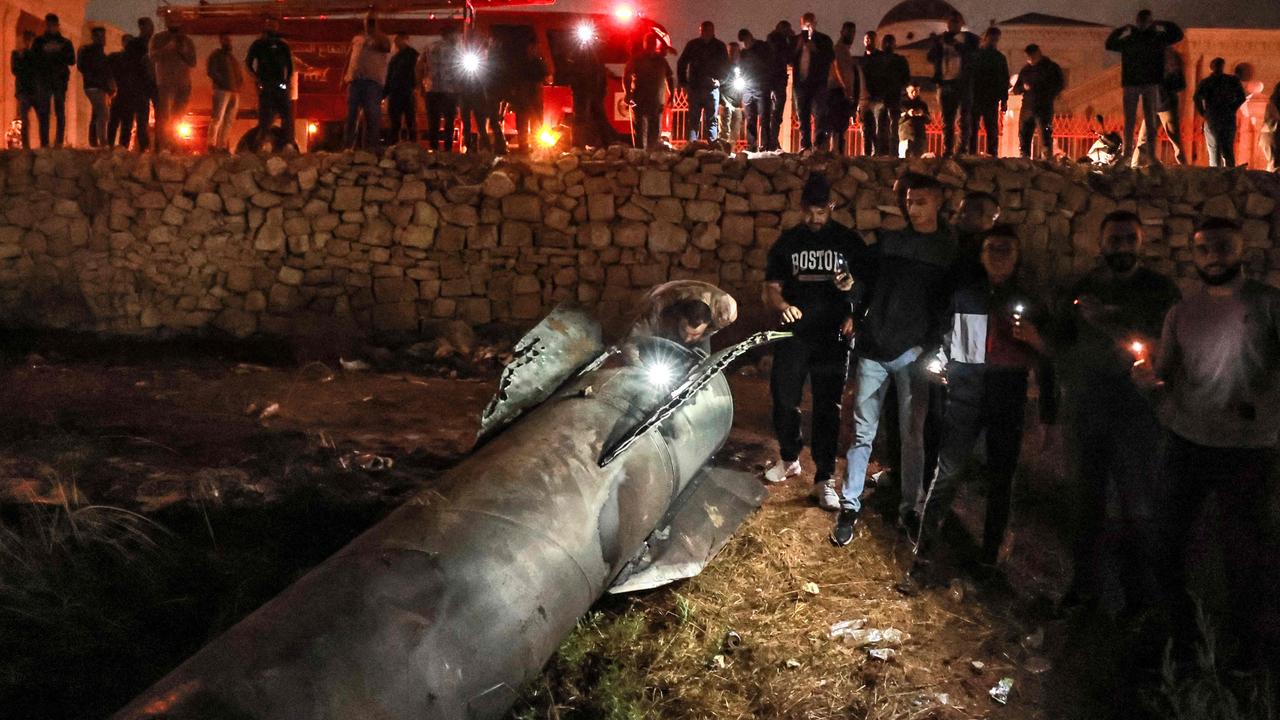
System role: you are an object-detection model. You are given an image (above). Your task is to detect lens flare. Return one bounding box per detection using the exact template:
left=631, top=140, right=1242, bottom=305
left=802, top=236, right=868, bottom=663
left=176, top=121, right=194, bottom=140
left=461, top=50, right=482, bottom=75
left=646, top=361, right=674, bottom=388
left=575, top=22, right=596, bottom=44
left=306, top=121, right=319, bottom=135
left=614, top=4, right=635, bottom=23
left=537, top=126, right=560, bottom=148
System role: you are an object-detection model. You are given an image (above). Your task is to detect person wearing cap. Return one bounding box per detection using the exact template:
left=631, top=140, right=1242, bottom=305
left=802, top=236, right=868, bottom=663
left=836, top=173, right=956, bottom=546
left=763, top=174, right=871, bottom=512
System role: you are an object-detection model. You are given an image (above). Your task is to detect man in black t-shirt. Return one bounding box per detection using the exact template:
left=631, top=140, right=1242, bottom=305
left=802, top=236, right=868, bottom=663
left=763, top=175, right=871, bottom=511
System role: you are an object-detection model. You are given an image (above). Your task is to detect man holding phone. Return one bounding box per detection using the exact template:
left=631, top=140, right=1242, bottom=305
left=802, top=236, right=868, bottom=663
left=763, top=175, right=871, bottom=511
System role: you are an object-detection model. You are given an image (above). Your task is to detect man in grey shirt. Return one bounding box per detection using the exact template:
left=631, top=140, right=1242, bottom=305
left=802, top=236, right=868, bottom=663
left=1134, top=217, right=1280, bottom=669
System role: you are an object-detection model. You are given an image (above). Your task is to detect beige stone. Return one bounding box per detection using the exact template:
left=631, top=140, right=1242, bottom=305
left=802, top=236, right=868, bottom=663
left=332, top=186, right=365, bottom=211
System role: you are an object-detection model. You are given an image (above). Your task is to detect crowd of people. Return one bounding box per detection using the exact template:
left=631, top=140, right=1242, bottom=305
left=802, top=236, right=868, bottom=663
left=10, top=8, right=1280, bottom=165
left=763, top=169, right=1280, bottom=673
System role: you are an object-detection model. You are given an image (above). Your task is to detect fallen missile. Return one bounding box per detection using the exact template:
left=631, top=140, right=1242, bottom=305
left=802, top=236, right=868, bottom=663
left=116, top=299, right=783, bottom=720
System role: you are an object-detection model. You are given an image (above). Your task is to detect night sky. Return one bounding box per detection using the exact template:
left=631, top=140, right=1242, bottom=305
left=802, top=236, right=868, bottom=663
left=87, top=0, right=1280, bottom=46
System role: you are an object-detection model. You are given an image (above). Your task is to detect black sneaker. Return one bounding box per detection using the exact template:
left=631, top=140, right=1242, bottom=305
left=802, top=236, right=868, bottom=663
left=830, top=509, right=859, bottom=546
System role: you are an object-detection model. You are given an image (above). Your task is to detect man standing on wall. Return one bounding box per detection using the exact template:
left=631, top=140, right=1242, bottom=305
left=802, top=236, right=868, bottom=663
left=206, top=33, right=244, bottom=153
left=1135, top=46, right=1187, bottom=166
left=11, top=31, right=37, bottom=150
left=1056, top=210, right=1180, bottom=614
left=792, top=13, right=835, bottom=152
left=151, top=16, right=197, bottom=151
left=765, top=21, right=795, bottom=151
left=246, top=16, right=295, bottom=151
left=926, top=12, right=978, bottom=157
left=968, top=27, right=1009, bottom=158
left=763, top=174, right=870, bottom=513
left=835, top=174, right=956, bottom=546
left=343, top=13, right=392, bottom=151
left=825, top=22, right=860, bottom=155
left=624, top=32, right=674, bottom=151
left=77, top=27, right=113, bottom=149
left=385, top=32, right=420, bottom=144
left=30, top=13, right=76, bottom=148
left=1107, top=9, right=1183, bottom=164
left=858, top=30, right=883, bottom=155
left=677, top=21, right=730, bottom=144
left=736, top=29, right=774, bottom=152
left=1012, top=45, right=1064, bottom=160
left=1193, top=57, right=1247, bottom=168
left=420, top=26, right=461, bottom=152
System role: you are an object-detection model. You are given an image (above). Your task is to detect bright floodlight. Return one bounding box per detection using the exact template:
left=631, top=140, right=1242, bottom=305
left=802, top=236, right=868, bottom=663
left=926, top=358, right=944, bottom=375
left=1130, top=340, right=1145, bottom=356
left=537, top=126, right=559, bottom=148
left=461, top=50, right=482, bottom=74
left=646, top=361, right=674, bottom=388
left=176, top=121, right=194, bottom=140
left=576, top=21, right=596, bottom=44
left=614, top=4, right=635, bottom=22
left=1012, top=303, right=1025, bottom=318
left=732, top=75, right=746, bottom=93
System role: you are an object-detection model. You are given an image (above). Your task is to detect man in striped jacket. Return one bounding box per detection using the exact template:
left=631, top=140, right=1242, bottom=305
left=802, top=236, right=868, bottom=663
left=899, top=226, right=1054, bottom=592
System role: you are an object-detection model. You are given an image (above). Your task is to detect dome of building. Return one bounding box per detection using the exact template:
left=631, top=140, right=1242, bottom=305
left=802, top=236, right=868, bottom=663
left=877, top=0, right=964, bottom=44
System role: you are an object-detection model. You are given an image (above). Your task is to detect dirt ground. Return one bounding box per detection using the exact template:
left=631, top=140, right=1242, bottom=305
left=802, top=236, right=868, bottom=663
left=0, top=339, right=1157, bottom=720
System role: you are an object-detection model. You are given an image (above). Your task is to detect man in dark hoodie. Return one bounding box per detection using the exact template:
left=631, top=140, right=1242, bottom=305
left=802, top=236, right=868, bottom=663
left=764, top=21, right=795, bottom=151
left=77, top=27, right=113, bottom=148
left=678, top=21, right=730, bottom=143
left=30, top=13, right=76, bottom=148
left=862, top=33, right=911, bottom=156
left=11, top=31, right=36, bottom=149
left=1193, top=57, right=1247, bottom=168
left=834, top=174, right=956, bottom=547
left=764, top=174, right=871, bottom=512
left=926, top=12, right=979, bottom=156
left=624, top=32, right=674, bottom=151
left=1107, top=9, right=1183, bottom=164
left=792, top=12, right=835, bottom=151
left=968, top=27, right=1009, bottom=157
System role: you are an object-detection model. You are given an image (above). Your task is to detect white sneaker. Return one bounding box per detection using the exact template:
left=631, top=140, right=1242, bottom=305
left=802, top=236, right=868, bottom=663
left=763, top=460, right=802, bottom=483
left=811, top=479, right=841, bottom=511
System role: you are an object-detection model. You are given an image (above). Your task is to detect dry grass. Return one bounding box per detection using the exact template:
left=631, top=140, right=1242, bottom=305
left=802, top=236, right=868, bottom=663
left=517, top=475, right=1048, bottom=720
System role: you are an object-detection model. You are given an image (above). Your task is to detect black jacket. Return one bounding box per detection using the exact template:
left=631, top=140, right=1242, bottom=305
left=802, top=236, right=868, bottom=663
left=926, top=31, right=979, bottom=85
left=1194, top=73, right=1247, bottom=125
left=30, top=31, right=76, bottom=91
left=1013, top=58, right=1064, bottom=110
left=114, top=40, right=155, bottom=99
left=1105, top=21, right=1184, bottom=87
left=764, top=29, right=794, bottom=89
left=862, top=50, right=910, bottom=103
left=76, top=43, right=112, bottom=92
left=677, top=36, right=729, bottom=92
left=969, top=46, right=1010, bottom=107
left=737, top=40, right=775, bottom=96
left=857, top=225, right=957, bottom=362
left=246, top=32, right=293, bottom=90
left=384, top=46, right=419, bottom=97
left=791, top=30, right=835, bottom=89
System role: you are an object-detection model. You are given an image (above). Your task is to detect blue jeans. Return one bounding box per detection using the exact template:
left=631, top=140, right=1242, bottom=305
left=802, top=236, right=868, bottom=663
left=686, top=87, right=719, bottom=143
left=345, top=78, right=383, bottom=150
left=842, top=347, right=928, bottom=515
left=1205, top=120, right=1237, bottom=167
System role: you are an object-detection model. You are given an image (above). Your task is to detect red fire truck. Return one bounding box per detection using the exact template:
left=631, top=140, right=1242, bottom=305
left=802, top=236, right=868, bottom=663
left=156, top=0, right=673, bottom=150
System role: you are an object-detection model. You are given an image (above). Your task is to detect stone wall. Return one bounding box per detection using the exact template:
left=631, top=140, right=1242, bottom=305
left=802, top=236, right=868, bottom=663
left=2, top=146, right=1280, bottom=340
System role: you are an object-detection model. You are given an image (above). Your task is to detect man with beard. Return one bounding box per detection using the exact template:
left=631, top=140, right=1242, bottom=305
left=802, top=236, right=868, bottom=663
left=824, top=21, right=860, bottom=154
left=763, top=175, right=871, bottom=512
left=1056, top=210, right=1180, bottom=614
left=1134, top=217, right=1280, bottom=671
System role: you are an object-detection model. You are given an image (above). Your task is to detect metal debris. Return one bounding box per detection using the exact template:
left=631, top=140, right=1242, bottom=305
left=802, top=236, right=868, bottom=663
left=829, top=619, right=868, bottom=639
left=802, top=581, right=821, bottom=595
left=722, top=630, right=742, bottom=652
left=339, top=452, right=395, bottom=472
left=709, top=654, right=727, bottom=669
left=970, top=660, right=986, bottom=674
left=868, top=648, right=895, bottom=661
left=784, top=658, right=801, bottom=669
left=340, top=358, right=371, bottom=372
left=989, top=677, right=1014, bottom=705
